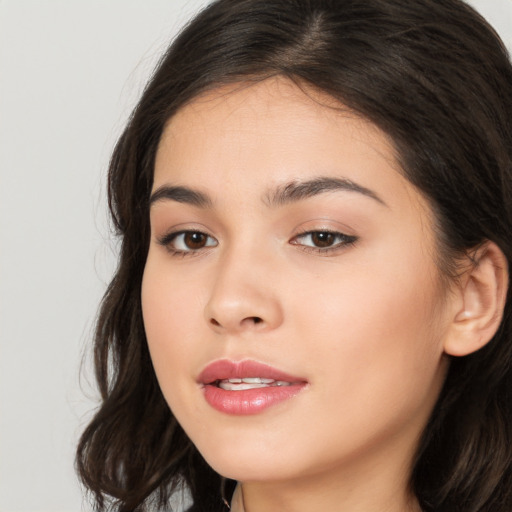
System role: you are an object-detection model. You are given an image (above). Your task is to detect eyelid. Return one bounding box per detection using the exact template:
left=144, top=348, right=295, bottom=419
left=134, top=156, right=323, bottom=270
left=157, top=229, right=218, bottom=257
left=154, top=223, right=357, bottom=257
left=290, top=228, right=358, bottom=255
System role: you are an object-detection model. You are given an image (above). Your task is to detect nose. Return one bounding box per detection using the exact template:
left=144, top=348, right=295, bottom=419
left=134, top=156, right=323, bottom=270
left=204, top=248, right=284, bottom=335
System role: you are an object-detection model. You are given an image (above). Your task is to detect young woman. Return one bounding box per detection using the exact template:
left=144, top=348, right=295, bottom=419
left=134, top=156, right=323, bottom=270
left=76, top=1, right=512, bottom=511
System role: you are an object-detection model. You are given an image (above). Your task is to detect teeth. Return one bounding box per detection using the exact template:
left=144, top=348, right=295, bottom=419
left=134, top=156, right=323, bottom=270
left=219, top=382, right=269, bottom=390
left=240, top=377, right=274, bottom=384
left=217, top=377, right=292, bottom=391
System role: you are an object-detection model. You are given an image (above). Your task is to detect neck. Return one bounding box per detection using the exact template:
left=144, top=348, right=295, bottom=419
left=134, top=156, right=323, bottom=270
left=235, top=477, right=421, bottom=512
left=232, top=442, right=423, bottom=512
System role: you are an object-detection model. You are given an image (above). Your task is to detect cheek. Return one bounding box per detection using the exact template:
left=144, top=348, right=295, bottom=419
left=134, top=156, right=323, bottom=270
left=141, top=262, right=215, bottom=430
left=292, top=245, right=447, bottom=408
left=141, top=260, right=203, bottom=380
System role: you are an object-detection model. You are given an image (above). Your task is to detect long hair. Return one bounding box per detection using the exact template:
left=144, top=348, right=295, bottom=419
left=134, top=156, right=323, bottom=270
left=76, top=1, right=512, bottom=510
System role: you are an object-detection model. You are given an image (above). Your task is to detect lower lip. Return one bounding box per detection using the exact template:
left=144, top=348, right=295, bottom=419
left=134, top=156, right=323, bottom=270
left=203, top=383, right=306, bottom=415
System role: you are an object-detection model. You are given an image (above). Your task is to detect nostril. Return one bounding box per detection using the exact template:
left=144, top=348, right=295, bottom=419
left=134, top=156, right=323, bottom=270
left=208, top=316, right=264, bottom=329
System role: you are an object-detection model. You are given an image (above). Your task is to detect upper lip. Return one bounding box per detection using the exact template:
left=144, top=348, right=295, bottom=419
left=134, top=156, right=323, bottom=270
left=198, top=359, right=307, bottom=385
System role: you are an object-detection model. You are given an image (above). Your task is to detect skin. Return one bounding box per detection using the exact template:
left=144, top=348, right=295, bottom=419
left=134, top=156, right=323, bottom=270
left=142, top=77, right=458, bottom=512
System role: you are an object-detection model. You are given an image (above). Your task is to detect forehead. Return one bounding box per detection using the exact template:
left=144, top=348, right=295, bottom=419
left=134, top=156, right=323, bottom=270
left=153, top=77, right=425, bottom=215
left=158, top=78, right=394, bottom=161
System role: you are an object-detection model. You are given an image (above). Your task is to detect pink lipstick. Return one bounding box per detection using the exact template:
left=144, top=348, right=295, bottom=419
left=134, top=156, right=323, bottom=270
left=198, top=359, right=307, bottom=415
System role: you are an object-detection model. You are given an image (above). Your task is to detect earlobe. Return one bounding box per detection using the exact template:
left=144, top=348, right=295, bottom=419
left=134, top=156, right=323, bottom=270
left=444, top=241, right=509, bottom=357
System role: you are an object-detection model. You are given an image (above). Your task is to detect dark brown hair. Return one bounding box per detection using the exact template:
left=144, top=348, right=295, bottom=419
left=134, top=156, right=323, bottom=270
left=76, top=1, right=512, bottom=510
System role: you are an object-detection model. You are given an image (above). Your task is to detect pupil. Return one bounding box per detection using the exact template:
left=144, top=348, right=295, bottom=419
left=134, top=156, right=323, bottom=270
left=184, top=232, right=206, bottom=249
left=312, top=232, right=334, bottom=247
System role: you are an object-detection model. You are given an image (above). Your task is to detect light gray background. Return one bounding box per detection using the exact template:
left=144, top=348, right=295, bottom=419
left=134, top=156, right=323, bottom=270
left=1, top=1, right=511, bottom=511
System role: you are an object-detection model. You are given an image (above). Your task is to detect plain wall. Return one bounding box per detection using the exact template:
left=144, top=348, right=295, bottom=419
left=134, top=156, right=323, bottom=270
left=1, top=1, right=511, bottom=510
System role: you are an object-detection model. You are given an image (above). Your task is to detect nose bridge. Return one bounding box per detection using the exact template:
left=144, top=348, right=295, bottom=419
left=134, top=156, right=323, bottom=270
left=205, top=236, right=283, bottom=333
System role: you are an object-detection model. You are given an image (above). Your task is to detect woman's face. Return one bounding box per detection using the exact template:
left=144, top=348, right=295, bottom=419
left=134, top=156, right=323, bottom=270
left=142, top=77, right=453, bottom=485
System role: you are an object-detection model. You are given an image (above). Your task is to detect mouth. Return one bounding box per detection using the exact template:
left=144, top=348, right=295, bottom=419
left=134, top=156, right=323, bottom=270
left=198, top=359, right=308, bottom=415
left=215, top=377, right=296, bottom=391
left=198, top=358, right=306, bottom=387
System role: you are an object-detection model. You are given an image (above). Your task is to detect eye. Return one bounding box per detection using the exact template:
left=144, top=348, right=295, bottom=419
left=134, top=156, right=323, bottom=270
left=158, top=230, right=218, bottom=255
left=291, top=230, right=357, bottom=253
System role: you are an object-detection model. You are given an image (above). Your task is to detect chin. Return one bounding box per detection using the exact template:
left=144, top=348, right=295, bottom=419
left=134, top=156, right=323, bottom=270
left=193, top=434, right=301, bottom=482
left=207, top=456, right=293, bottom=483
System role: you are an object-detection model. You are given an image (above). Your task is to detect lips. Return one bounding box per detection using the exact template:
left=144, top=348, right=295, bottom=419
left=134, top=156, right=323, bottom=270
left=198, top=359, right=307, bottom=415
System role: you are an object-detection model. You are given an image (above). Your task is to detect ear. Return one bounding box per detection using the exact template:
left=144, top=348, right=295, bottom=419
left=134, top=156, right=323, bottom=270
left=444, top=241, right=509, bottom=357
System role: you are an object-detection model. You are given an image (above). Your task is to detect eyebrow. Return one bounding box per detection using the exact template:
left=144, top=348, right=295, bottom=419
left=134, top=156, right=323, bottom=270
left=264, top=177, right=387, bottom=207
left=149, top=185, right=213, bottom=208
left=149, top=176, right=386, bottom=209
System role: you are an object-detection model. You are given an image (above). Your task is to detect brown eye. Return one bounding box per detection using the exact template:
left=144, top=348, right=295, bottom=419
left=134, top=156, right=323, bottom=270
left=159, top=230, right=218, bottom=254
left=310, top=232, right=335, bottom=248
left=184, top=232, right=208, bottom=249
left=291, top=230, right=358, bottom=252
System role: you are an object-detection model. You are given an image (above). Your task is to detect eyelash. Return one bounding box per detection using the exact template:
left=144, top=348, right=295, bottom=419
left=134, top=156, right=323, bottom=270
left=157, top=229, right=358, bottom=257
left=157, top=230, right=218, bottom=257
left=290, top=229, right=358, bottom=254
